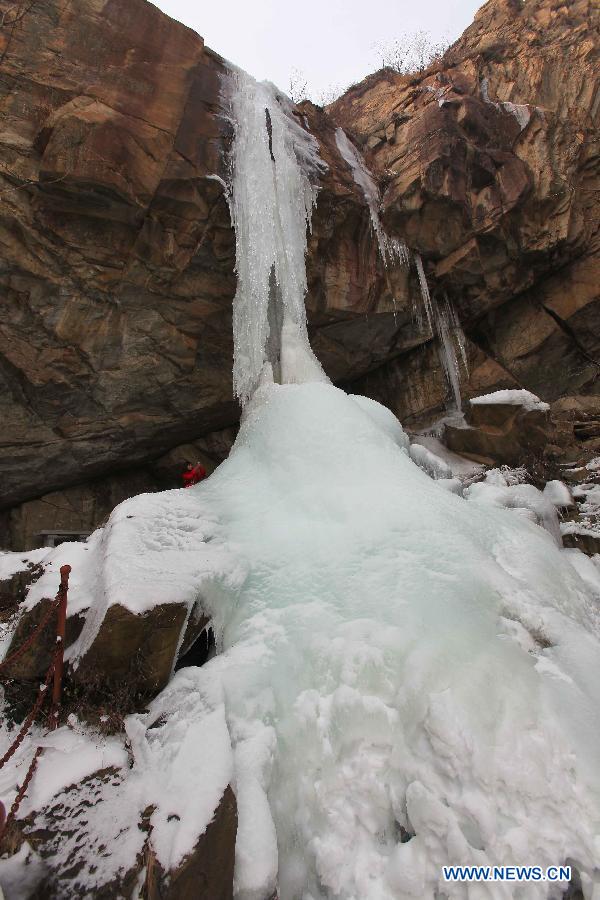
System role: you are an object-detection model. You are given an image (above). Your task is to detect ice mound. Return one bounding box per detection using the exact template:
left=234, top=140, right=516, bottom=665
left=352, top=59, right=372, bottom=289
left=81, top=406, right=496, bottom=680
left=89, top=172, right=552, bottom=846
left=188, top=381, right=600, bottom=899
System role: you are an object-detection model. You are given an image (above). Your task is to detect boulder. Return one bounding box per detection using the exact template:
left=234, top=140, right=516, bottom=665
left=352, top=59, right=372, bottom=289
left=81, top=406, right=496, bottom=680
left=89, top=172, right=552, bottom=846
left=0, top=562, right=44, bottom=623
left=145, top=786, right=237, bottom=900
left=20, top=771, right=237, bottom=897
left=72, top=601, right=211, bottom=698
left=547, top=396, right=600, bottom=465
left=71, top=602, right=189, bottom=697
left=444, top=394, right=551, bottom=466
left=562, top=532, right=600, bottom=557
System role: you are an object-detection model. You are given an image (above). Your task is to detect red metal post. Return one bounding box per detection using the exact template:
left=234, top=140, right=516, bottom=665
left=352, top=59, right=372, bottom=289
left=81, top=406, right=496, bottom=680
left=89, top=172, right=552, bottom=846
left=51, top=564, right=70, bottom=728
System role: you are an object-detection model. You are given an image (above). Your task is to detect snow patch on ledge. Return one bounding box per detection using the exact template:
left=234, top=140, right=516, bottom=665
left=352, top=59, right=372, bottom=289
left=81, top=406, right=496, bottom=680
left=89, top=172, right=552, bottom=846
left=0, top=549, right=50, bottom=582
left=470, top=388, right=550, bottom=412
left=501, top=101, right=531, bottom=131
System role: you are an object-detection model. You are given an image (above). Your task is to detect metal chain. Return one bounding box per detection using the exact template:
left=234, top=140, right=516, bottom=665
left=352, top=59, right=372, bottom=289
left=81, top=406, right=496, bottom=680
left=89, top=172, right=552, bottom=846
left=0, top=746, right=44, bottom=843
left=0, top=594, right=61, bottom=673
left=0, top=644, right=62, bottom=845
left=0, top=651, right=56, bottom=770
left=0, top=568, right=70, bottom=846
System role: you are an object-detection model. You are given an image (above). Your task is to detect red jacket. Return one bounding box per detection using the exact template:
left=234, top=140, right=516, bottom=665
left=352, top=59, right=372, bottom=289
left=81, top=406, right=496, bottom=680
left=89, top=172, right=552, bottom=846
left=182, top=464, right=207, bottom=488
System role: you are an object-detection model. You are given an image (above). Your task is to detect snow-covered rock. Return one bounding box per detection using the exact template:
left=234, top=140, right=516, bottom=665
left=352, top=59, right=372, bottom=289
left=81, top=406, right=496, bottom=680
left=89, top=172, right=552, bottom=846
left=466, top=473, right=562, bottom=546
left=445, top=388, right=551, bottom=467
left=470, top=388, right=550, bottom=412
left=0, top=669, right=237, bottom=898
left=543, top=479, right=575, bottom=509
left=408, top=442, right=452, bottom=480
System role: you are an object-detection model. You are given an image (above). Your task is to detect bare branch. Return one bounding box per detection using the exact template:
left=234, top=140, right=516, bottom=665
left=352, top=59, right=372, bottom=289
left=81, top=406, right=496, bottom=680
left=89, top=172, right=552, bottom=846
left=372, top=31, right=448, bottom=76
left=288, top=67, right=309, bottom=104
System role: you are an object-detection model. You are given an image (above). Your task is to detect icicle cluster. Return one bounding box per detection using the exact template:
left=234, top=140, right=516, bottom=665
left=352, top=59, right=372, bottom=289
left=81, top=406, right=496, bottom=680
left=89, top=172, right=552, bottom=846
left=334, top=127, right=410, bottom=267
left=415, top=254, right=468, bottom=411
left=335, top=126, right=468, bottom=410
left=227, top=70, right=328, bottom=404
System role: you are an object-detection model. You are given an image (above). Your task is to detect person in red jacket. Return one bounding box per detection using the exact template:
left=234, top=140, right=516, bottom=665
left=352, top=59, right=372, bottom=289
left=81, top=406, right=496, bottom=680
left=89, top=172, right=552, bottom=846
left=182, top=461, right=207, bottom=488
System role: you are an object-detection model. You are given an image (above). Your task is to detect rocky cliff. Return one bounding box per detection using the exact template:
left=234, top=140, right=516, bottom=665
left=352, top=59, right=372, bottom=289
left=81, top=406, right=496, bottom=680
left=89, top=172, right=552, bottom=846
left=334, top=0, right=599, bottom=420
left=0, top=0, right=598, bottom=547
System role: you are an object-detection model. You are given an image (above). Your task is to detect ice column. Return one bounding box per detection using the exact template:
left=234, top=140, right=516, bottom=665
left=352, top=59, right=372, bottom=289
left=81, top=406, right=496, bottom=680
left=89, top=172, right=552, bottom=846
left=228, top=70, right=329, bottom=403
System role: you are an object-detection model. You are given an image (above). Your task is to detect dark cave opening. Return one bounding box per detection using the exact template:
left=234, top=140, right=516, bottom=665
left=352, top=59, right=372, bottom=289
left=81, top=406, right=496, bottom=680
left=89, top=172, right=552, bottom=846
left=175, top=626, right=216, bottom=671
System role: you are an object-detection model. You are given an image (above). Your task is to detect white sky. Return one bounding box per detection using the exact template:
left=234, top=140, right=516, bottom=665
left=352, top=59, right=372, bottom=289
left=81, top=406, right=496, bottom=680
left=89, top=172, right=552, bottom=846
left=150, top=0, right=484, bottom=102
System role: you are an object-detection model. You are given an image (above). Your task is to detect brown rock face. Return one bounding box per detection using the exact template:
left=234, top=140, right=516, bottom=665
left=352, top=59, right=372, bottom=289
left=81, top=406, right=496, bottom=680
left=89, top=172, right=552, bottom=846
left=330, top=0, right=599, bottom=418
left=0, top=0, right=407, bottom=527
left=0, top=0, right=598, bottom=540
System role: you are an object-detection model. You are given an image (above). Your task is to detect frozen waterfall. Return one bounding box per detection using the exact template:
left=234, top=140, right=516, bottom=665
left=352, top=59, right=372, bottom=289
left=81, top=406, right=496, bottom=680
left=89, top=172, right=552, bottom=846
left=228, top=71, right=329, bottom=403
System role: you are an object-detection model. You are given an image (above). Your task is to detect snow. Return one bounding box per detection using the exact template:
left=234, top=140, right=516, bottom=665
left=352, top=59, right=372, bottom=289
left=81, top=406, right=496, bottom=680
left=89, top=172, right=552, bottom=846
left=0, top=504, right=241, bottom=667
left=195, top=381, right=599, bottom=897
left=0, top=548, right=54, bottom=663
left=480, top=79, right=532, bottom=132
left=408, top=442, right=452, bottom=480
left=0, top=549, right=49, bottom=581
left=125, top=666, right=233, bottom=872
left=466, top=473, right=563, bottom=546
left=21, top=539, right=99, bottom=619
left=410, top=433, right=484, bottom=479
left=66, top=491, right=245, bottom=665
left=543, top=479, right=575, bottom=509
left=435, top=477, right=465, bottom=496
left=0, top=844, right=46, bottom=900
left=49, top=382, right=598, bottom=897
left=351, top=394, right=410, bottom=452
left=470, top=389, right=550, bottom=412
left=563, top=549, right=600, bottom=594
left=564, top=483, right=600, bottom=539
left=0, top=721, right=132, bottom=896
left=501, top=101, right=532, bottom=131
left=18, top=728, right=128, bottom=817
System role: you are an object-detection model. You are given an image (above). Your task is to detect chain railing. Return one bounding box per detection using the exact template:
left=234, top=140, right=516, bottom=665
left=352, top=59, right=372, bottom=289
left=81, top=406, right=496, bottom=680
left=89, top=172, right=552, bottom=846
left=0, top=564, right=70, bottom=844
